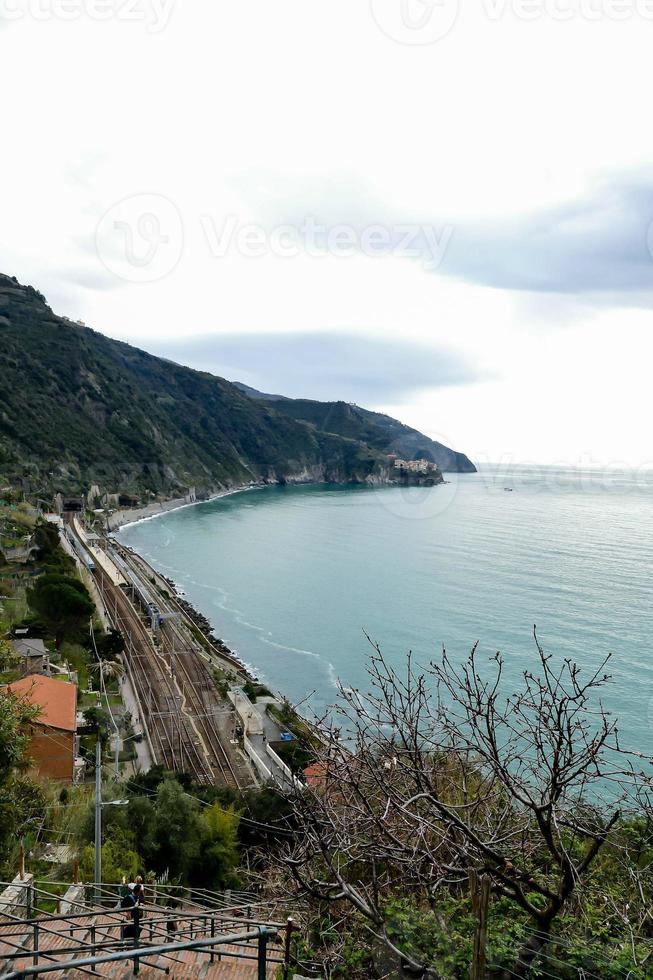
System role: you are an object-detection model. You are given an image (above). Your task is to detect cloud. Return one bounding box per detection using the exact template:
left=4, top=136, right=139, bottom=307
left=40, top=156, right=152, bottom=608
left=232, top=170, right=653, bottom=303
left=443, top=177, right=653, bottom=297
left=60, top=266, right=122, bottom=291
left=140, top=331, right=480, bottom=404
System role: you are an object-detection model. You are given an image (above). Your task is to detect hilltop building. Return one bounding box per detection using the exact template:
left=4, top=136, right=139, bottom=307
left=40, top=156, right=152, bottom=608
left=393, top=457, right=438, bottom=474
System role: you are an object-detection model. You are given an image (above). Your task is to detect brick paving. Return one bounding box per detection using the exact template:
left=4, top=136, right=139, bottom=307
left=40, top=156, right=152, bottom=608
left=0, top=911, right=280, bottom=978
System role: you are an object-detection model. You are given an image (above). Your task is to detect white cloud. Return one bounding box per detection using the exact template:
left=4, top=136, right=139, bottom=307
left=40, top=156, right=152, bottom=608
left=2, top=2, right=653, bottom=464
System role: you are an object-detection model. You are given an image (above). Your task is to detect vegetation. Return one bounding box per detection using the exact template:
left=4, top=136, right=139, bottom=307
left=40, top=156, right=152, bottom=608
left=27, top=573, right=94, bottom=648
left=0, top=689, right=46, bottom=877
left=42, top=768, right=250, bottom=891
left=243, top=678, right=273, bottom=702
left=0, top=273, right=394, bottom=496
left=277, top=636, right=653, bottom=978
left=252, top=394, right=476, bottom=473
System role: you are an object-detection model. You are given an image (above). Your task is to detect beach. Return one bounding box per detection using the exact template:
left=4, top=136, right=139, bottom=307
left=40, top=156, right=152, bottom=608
left=106, top=484, right=259, bottom=532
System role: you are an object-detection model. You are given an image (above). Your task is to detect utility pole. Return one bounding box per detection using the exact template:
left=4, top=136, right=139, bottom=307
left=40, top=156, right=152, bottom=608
left=94, top=739, right=102, bottom=905
left=94, top=741, right=128, bottom=906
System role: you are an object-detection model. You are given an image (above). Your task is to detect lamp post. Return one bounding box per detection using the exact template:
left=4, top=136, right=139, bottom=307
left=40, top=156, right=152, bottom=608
left=94, top=740, right=129, bottom=904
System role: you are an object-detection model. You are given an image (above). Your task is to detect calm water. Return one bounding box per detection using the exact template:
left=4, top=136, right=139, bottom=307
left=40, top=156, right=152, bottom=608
left=116, top=467, right=653, bottom=754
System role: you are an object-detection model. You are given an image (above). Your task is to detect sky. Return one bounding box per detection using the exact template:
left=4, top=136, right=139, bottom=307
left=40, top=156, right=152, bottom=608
left=2, top=1, right=653, bottom=467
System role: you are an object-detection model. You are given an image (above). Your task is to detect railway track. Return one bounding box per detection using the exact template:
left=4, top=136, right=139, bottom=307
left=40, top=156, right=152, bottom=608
left=86, top=531, right=248, bottom=789
left=107, top=545, right=251, bottom=789
left=67, top=515, right=250, bottom=788
left=114, top=545, right=246, bottom=789
left=166, top=630, right=242, bottom=788
left=92, top=564, right=216, bottom=785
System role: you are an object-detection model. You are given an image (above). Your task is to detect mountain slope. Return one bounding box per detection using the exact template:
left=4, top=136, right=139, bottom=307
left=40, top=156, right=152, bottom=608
left=233, top=387, right=476, bottom=473
left=0, top=275, right=381, bottom=495
left=0, top=273, right=473, bottom=497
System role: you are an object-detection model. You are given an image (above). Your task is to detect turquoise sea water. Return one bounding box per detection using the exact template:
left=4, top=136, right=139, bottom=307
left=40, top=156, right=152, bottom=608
left=116, top=467, right=653, bottom=754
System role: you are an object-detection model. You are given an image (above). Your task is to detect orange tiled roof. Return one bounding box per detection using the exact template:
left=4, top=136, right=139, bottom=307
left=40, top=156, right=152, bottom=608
left=7, top=674, right=77, bottom=732
left=303, top=761, right=328, bottom=788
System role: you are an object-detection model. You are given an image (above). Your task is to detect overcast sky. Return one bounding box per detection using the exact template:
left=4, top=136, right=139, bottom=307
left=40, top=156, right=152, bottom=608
left=2, top=2, right=653, bottom=467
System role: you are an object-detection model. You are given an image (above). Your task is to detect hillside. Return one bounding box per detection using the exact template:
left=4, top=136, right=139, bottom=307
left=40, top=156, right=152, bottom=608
left=233, top=386, right=476, bottom=473
left=0, top=275, right=380, bottom=496
left=0, top=273, right=472, bottom=497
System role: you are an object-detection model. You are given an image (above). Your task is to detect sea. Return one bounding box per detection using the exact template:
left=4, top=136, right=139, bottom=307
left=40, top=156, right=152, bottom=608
left=116, top=465, right=653, bottom=756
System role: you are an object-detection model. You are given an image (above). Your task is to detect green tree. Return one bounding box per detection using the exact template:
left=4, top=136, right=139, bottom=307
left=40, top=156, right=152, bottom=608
left=94, top=627, right=125, bottom=660
left=83, top=706, right=111, bottom=745
left=193, top=803, right=240, bottom=889
left=126, top=795, right=157, bottom=865
left=80, top=839, right=139, bottom=886
left=0, top=691, right=42, bottom=875
left=32, top=522, right=74, bottom=573
left=0, top=638, right=19, bottom=675
left=152, top=779, right=202, bottom=879
left=27, top=573, right=94, bottom=647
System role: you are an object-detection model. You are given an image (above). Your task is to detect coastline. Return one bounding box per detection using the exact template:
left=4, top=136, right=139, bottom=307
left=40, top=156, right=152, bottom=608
left=107, top=483, right=260, bottom=532
left=115, top=536, right=257, bottom=682
left=105, top=468, right=445, bottom=532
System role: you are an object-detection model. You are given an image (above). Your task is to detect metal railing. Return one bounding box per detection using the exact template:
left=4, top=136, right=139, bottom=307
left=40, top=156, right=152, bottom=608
left=2, top=925, right=278, bottom=979
left=0, top=901, right=291, bottom=978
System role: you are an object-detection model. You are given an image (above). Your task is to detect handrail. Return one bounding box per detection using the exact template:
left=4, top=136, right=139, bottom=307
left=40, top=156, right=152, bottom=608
left=1, top=900, right=282, bottom=930
left=2, top=925, right=278, bottom=980
left=0, top=901, right=291, bottom=977
left=11, top=879, right=260, bottom=903
left=0, top=923, right=99, bottom=978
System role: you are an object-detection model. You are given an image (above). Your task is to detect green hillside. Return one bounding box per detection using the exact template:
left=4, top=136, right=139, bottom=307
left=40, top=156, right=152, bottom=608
left=0, top=272, right=473, bottom=498
left=234, top=388, right=476, bottom=473
left=0, top=275, right=381, bottom=496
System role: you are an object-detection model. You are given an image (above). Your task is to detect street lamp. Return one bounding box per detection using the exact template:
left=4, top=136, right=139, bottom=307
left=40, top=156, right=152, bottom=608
left=94, top=740, right=129, bottom=904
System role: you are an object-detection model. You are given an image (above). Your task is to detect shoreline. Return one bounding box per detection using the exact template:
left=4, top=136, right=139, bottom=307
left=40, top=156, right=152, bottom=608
left=116, top=538, right=257, bottom=682
left=107, top=482, right=262, bottom=532
left=106, top=470, right=450, bottom=533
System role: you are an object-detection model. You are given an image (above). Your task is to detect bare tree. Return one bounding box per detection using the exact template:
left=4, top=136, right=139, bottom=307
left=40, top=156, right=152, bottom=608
left=281, top=631, right=653, bottom=978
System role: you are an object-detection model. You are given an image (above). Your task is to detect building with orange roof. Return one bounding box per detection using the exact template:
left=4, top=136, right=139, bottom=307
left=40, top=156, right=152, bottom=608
left=5, top=674, right=77, bottom=781
left=303, top=761, right=328, bottom=791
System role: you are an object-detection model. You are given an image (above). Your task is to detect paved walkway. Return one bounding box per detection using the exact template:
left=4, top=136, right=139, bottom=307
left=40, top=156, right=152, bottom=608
left=118, top=671, right=153, bottom=773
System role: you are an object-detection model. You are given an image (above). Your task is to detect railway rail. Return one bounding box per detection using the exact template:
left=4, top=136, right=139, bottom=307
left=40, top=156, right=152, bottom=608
left=67, top=517, right=250, bottom=789
left=110, top=545, right=245, bottom=788
left=93, top=564, right=216, bottom=785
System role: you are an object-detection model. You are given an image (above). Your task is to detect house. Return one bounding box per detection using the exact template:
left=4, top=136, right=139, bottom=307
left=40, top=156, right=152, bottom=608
left=5, top=674, right=77, bottom=781
left=11, top=637, right=50, bottom=676
left=303, top=761, right=328, bottom=791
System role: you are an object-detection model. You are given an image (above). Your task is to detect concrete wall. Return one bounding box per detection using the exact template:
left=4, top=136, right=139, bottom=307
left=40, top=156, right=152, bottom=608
left=266, top=744, right=302, bottom=789
left=0, top=874, right=34, bottom=918
left=60, top=883, right=86, bottom=915
left=244, top=734, right=274, bottom=782
left=231, top=689, right=264, bottom=736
